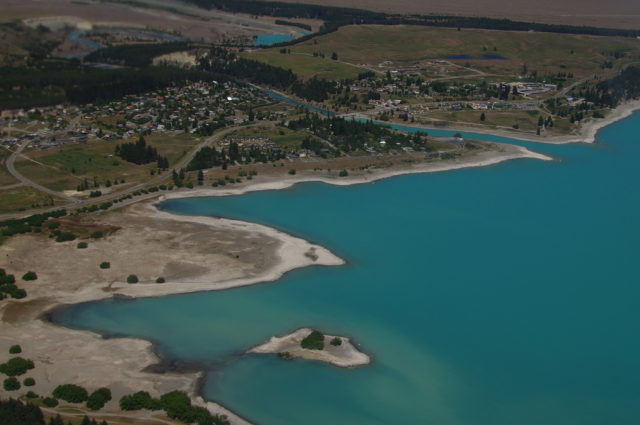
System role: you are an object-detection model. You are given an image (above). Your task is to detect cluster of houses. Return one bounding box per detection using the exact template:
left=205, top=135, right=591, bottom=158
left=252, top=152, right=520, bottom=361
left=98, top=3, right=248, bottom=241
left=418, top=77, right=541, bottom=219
left=1, top=81, right=276, bottom=152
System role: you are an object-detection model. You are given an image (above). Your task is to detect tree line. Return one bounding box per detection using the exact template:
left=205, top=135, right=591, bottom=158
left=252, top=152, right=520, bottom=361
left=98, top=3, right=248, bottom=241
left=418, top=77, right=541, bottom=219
left=85, top=42, right=192, bottom=68
left=0, top=398, right=109, bottom=425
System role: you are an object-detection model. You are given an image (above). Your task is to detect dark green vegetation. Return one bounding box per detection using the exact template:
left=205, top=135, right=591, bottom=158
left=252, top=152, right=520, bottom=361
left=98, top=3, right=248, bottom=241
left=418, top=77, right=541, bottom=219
left=0, top=62, right=227, bottom=110
left=52, top=384, right=89, bottom=403
left=120, top=390, right=230, bottom=425
left=0, top=357, right=35, bottom=376
left=4, top=377, right=21, bottom=391
left=0, top=210, right=66, bottom=239
left=275, top=20, right=312, bottom=32
left=287, top=114, right=430, bottom=153
left=187, top=142, right=285, bottom=172
left=99, top=262, right=110, bottom=269
left=301, top=330, right=325, bottom=350
left=77, top=242, right=88, bottom=249
left=0, top=268, right=26, bottom=300
left=41, top=397, right=58, bottom=408
left=115, top=135, right=168, bottom=167
left=330, top=337, right=342, bottom=346
left=0, top=398, right=109, bottom=425
left=9, top=345, right=22, bottom=354
left=21, top=271, right=37, bottom=281
left=23, top=377, right=35, bottom=387
left=86, top=388, right=112, bottom=411
left=126, top=275, right=139, bottom=284
left=85, top=43, right=191, bottom=68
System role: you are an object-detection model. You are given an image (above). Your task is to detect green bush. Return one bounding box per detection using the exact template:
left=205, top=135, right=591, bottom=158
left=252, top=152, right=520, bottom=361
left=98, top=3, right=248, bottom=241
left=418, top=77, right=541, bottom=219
left=126, top=274, right=139, bottom=284
left=47, top=222, right=60, bottom=230
left=52, top=384, right=89, bottom=403
left=9, top=344, right=21, bottom=354
left=42, top=397, right=59, bottom=408
left=0, top=269, right=15, bottom=284
left=23, top=377, right=35, bottom=386
left=338, top=170, right=349, bottom=177
left=330, top=337, right=342, bottom=346
left=86, top=387, right=112, bottom=410
left=77, top=242, right=88, bottom=249
left=22, top=271, right=37, bottom=281
left=3, top=377, right=20, bottom=391
left=300, top=330, right=324, bottom=350
left=288, top=169, right=296, bottom=175
left=0, top=357, right=35, bottom=376
left=119, top=391, right=160, bottom=411
left=25, top=390, right=38, bottom=398
left=99, top=262, right=110, bottom=269
left=90, top=231, right=104, bottom=239
left=156, top=277, right=165, bottom=283
left=55, top=232, right=76, bottom=242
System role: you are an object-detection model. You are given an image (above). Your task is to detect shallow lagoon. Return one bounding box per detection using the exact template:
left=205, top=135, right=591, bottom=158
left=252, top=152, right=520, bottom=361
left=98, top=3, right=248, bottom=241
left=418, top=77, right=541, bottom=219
left=54, top=112, right=640, bottom=425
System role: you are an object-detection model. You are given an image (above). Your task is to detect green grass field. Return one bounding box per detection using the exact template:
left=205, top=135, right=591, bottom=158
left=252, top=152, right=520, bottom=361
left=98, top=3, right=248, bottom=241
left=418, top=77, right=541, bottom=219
left=256, top=25, right=640, bottom=79
left=0, top=186, right=62, bottom=214
left=14, top=134, right=200, bottom=192
left=240, top=50, right=365, bottom=80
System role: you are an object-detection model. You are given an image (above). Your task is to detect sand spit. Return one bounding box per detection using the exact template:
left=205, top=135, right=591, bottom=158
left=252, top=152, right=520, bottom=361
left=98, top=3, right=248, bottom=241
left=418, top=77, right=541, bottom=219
left=248, top=328, right=370, bottom=368
left=0, top=142, right=547, bottom=425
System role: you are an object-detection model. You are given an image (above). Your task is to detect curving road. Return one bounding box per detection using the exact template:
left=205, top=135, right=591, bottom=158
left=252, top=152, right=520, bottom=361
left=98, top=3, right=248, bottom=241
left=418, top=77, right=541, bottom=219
left=0, top=123, right=267, bottom=220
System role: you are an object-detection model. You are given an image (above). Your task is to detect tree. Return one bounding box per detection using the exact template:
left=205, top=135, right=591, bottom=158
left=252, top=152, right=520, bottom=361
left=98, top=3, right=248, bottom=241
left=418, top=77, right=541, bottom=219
left=99, top=262, right=110, bottom=269
left=156, top=277, right=165, bottom=283
left=127, top=275, right=139, bottom=284
left=331, top=52, right=338, bottom=60
left=197, top=170, right=204, bottom=185
left=77, top=242, right=88, bottom=249
left=22, top=271, right=37, bottom=281
left=538, top=116, right=544, bottom=127
left=23, top=377, right=35, bottom=386
left=330, top=337, right=342, bottom=346
left=0, top=357, right=35, bottom=376
left=3, top=377, right=20, bottom=391
left=288, top=169, right=296, bottom=175
left=9, top=345, right=21, bottom=354
left=42, top=397, right=59, bottom=408
left=90, top=231, right=104, bottom=239
left=86, top=388, right=112, bottom=411
left=300, top=330, right=324, bottom=350
left=52, top=384, right=89, bottom=403
left=480, top=112, right=486, bottom=121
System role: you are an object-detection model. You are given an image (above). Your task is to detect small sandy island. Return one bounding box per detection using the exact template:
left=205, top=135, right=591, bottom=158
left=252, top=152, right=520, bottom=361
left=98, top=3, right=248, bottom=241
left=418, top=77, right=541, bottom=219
left=248, top=328, right=370, bottom=368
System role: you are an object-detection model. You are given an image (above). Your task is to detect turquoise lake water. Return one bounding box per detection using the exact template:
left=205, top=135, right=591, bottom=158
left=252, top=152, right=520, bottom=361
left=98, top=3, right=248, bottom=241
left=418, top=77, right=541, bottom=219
left=53, top=113, right=640, bottom=425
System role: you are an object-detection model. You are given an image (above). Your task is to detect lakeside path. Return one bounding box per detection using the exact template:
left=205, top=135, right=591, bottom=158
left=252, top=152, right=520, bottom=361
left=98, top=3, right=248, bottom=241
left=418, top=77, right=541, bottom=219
left=0, top=142, right=550, bottom=425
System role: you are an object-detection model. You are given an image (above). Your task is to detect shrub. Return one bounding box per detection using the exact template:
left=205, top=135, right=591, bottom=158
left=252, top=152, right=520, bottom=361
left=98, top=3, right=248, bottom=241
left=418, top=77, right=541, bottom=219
left=0, top=269, right=16, bottom=284
left=127, top=275, right=139, bottom=284
left=22, top=271, right=37, bottom=281
left=99, top=262, right=110, bottom=269
left=288, top=169, right=296, bottom=175
left=330, top=337, right=342, bottom=346
left=156, top=277, right=165, bottom=283
left=55, top=232, right=76, bottom=242
left=119, top=391, right=160, bottom=411
left=42, top=397, right=59, bottom=408
left=52, top=384, right=89, bottom=403
left=86, top=387, right=112, bottom=410
left=338, top=170, right=349, bottom=177
left=25, top=390, right=38, bottom=398
left=90, top=231, right=103, bottom=239
left=0, top=357, right=35, bottom=376
left=77, top=242, right=88, bottom=249
left=9, top=344, right=21, bottom=354
left=23, top=377, right=35, bottom=386
left=47, top=222, right=60, bottom=230
left=3, top=377, right=20, bottom=391
left=300, top=330, right=324, bottom=350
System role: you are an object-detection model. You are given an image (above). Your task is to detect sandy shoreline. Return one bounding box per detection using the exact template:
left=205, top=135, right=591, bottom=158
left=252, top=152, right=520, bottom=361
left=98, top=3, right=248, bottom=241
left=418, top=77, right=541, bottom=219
left=357, top=99, right=640, bottom=145
left=0, top=142, right=548, bottom=425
